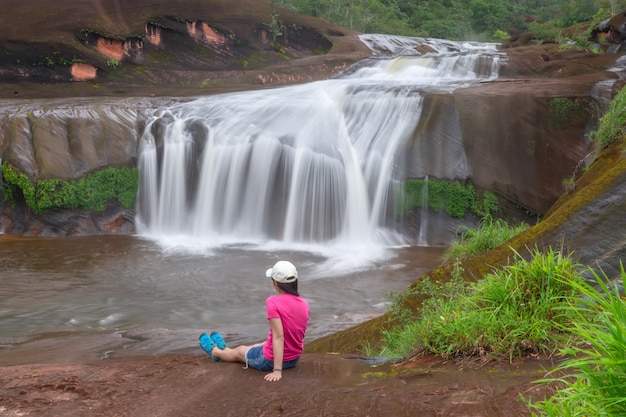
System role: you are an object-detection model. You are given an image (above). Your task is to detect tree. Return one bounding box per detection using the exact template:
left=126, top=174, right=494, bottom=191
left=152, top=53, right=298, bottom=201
left=269, top=0, right=626, bottom=41
left=469, top=0, right=508, bottom=35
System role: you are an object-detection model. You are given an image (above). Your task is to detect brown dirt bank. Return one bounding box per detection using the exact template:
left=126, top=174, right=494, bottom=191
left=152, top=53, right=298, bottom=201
left=0, top=0, right=371, bottom=100
left=0, top=351, right=554, bottom=417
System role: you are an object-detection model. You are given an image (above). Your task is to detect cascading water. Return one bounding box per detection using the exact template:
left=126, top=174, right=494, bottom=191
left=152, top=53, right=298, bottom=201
left=417, top=175, right=429, bottom=246
left=136, top=35, right=503, bottom=256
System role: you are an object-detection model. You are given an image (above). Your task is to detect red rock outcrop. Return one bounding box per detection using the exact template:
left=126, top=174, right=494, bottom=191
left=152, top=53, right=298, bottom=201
left=70, top=63, right=97, bottom=80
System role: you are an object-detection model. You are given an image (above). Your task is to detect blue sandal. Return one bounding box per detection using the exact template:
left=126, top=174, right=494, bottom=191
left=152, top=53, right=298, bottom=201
left=210, top=331, right=228, bottom=350
left=199, top=333, right=219, bottom=361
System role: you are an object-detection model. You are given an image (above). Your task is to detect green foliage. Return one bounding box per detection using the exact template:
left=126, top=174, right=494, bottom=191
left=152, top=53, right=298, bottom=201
left=591, top=84, right=626, bottom=150
left=147, top=17, right=165, bottom=28
left=557, top=23, right=603, bottom=54
left=527, top=20, right=565, bottom=44
left=381, top=248, right=583, bottom=361
left=493, top=29, right=509, bottom=42
left=468, top=0, right=508, bottom=37
left=386, top=285, right=423, bottom=327
left=549, top=98, right=589, bottom=129
left=264, top=9, right=284, bottom=41
left=34, top=51, right=87, bottom=68
left=106, top=58, right=120, bottom=69
left=528, top=264, right=626, bottom=417
left=1, top=163, right=37, bottom=208
left=404, top=178, right=499, bottom=219
left=35, top=179, right=76, bottom=211
left=273, top=0, right=413, bottom=35
left=270, top=0, right=625, bottom=41
left=475, top=191, right=499, bottom=217
left=35, top=55, right=55, bottom=67
left=383, top=260, right=469, bottom=354
left=562, top=176, right=576, bottom=192
left=1, top=162, right=138, bottom=214
left=562, top=0, right=603, bottom=26
left=270, top=40, right=291, bottom=59
left=79, top=28, right=141, bottom=42
left=443, top=216, right=529, bottom=262
left=443, top=181, right=473, bottom=217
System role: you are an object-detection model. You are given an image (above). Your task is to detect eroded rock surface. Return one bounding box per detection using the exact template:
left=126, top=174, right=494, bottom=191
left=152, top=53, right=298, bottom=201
left=0, top=353, right=551, bottom=417
left=0, top=0, right=370, bottom=98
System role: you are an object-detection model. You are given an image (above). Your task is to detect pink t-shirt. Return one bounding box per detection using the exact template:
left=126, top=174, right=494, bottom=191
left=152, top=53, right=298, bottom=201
left=262, top=294, right=310, bottom=361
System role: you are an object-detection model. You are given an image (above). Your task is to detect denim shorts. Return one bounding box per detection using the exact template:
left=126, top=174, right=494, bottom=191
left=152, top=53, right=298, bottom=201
left=245, top=345, right=299, bottom=372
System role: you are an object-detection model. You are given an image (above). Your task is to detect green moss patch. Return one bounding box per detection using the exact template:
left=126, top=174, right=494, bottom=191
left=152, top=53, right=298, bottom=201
left=1, top=163, right=138, bottom=214
left=405, top=178, right=499, bottom=218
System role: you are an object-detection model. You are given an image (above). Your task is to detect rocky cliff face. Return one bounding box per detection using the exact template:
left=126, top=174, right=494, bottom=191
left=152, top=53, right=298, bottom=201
left=0, top=0, right=369, bottom=99
left=407, top=83, right=592, bottom=216
left=2, top=1, right=626, bottom=237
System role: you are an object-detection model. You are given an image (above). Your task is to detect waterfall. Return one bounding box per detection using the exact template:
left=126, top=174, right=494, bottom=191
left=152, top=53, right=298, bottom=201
left=136, top=36, right=502, bottom=250
left=417, top=176, right=429, bottom=246
left=591, top=55, right=626, bottom=115
left=358, top=34, right=500, bottom=57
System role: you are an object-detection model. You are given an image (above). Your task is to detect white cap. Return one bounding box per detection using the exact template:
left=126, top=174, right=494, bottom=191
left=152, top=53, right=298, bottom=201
left=265, top=261, right=298, bottom=283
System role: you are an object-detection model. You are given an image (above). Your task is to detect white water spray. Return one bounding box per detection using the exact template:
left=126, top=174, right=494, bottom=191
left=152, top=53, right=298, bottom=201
left=418, top=176, right=429, bottom=246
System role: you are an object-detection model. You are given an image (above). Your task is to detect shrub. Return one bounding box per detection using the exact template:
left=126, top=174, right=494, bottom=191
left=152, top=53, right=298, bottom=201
left=404, top=178, right=499, bottom=218
left=106, top=58, right=120, bottom=69
left=527, top=21, right=563, bottom=44
left=1, top=162, right=138, bottom=214
left=493, top=29, right=509, bottom=42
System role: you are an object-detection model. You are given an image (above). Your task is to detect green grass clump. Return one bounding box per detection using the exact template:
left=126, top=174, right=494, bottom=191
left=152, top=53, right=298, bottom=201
left=549, top=97, right=588, bottom=129
left=591, top=84, right=626, bottom=150
left=528, top=265, right=626, bottom=417
left=443, top=216, right=529, bottom=262
left=381, top=247, right=583, bottom=361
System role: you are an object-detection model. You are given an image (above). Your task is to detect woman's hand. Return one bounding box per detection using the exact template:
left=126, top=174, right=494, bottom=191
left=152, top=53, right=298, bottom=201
left=264, top=370, right=282, bottom=382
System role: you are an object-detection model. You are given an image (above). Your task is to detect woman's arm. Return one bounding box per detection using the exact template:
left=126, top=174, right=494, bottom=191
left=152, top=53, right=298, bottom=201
left=265, top=318, right=284, bottom=382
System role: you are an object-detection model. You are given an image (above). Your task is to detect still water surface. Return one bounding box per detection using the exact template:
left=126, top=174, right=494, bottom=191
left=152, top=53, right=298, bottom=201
left=0, top=235, right=444, bottom=364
